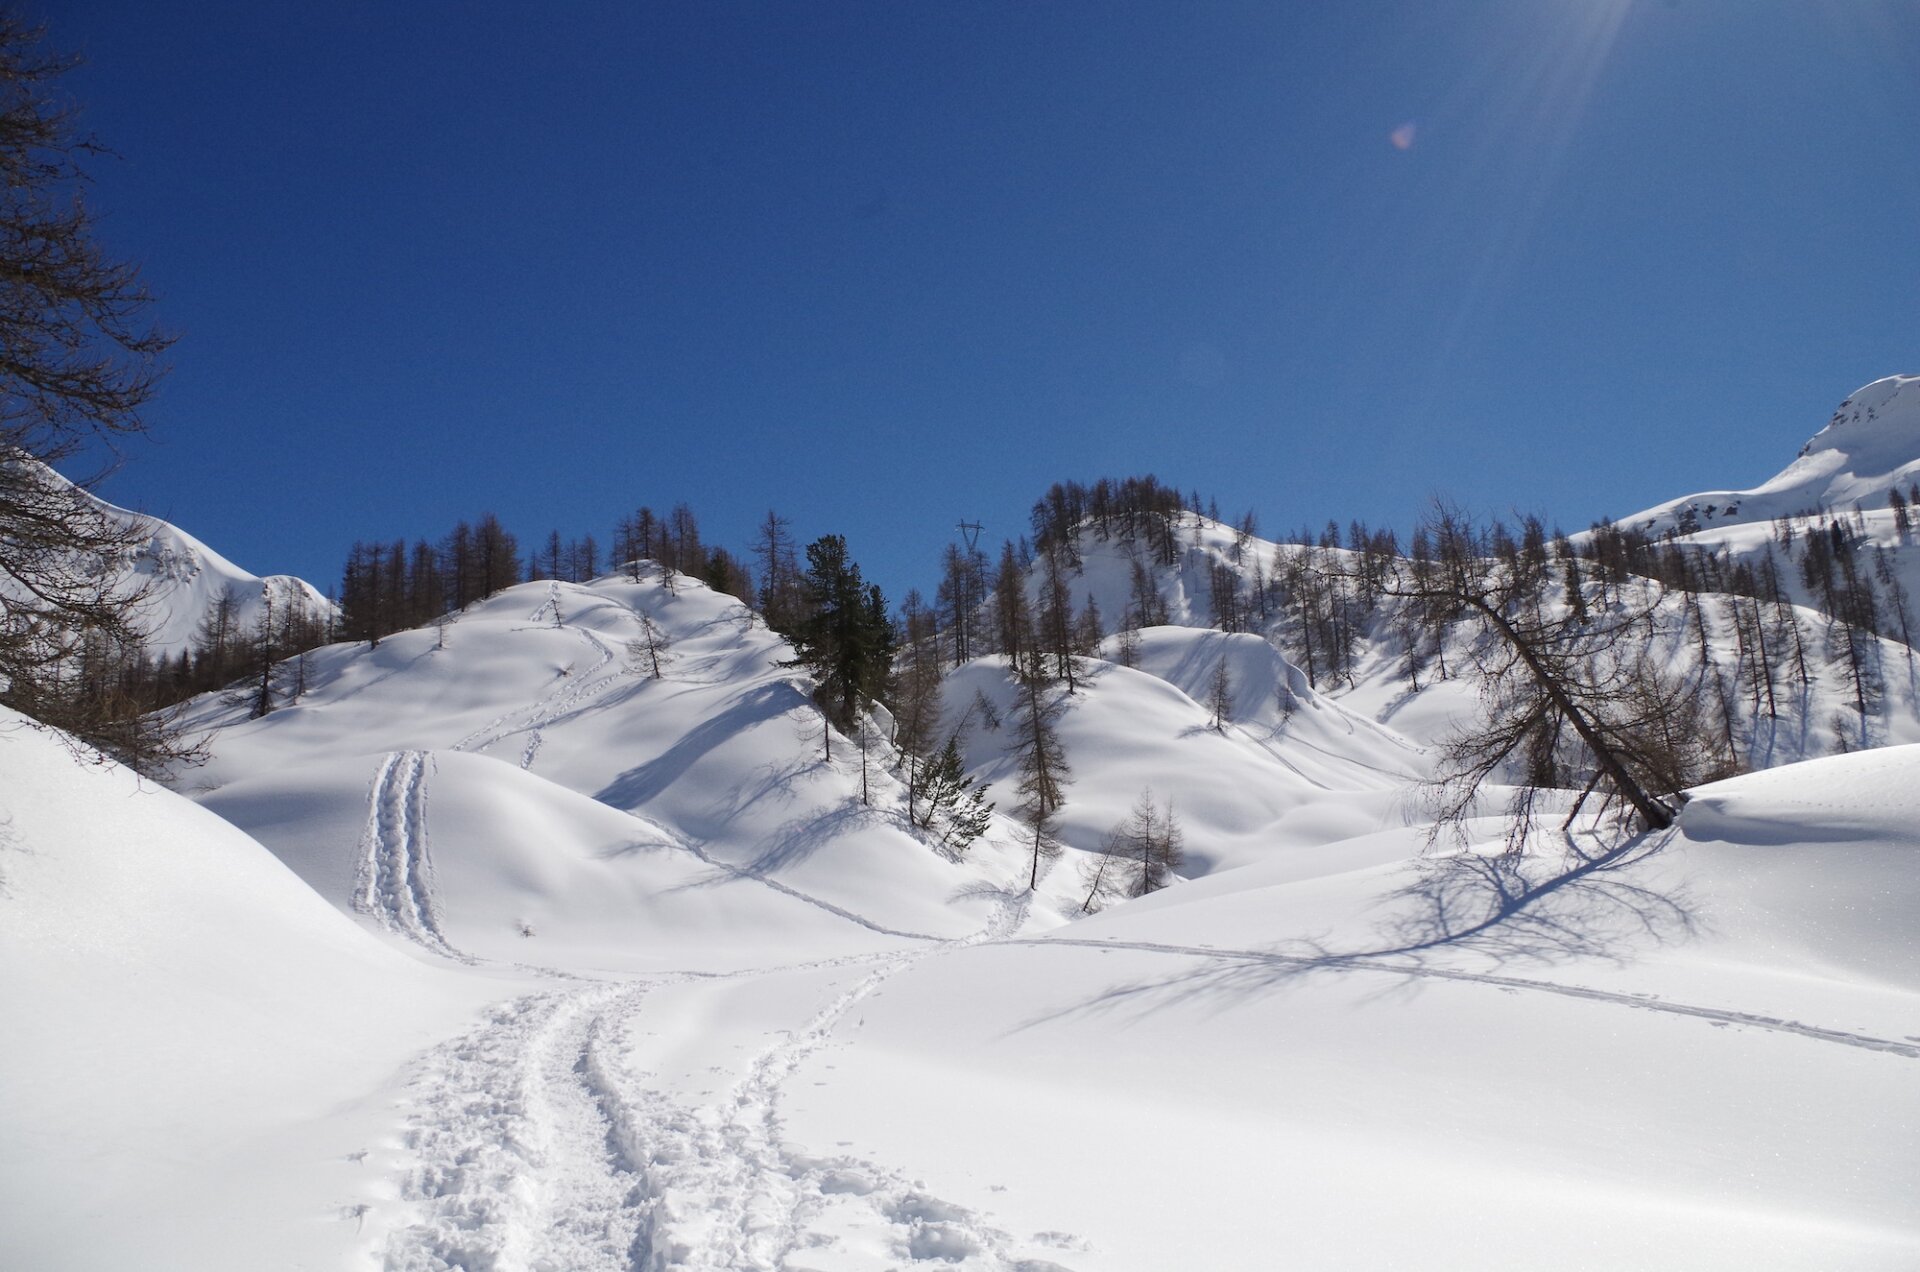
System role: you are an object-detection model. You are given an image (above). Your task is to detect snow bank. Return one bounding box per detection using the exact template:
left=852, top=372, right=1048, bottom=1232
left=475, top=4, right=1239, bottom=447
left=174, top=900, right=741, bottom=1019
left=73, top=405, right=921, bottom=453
left=0, top=708, right=485, bottom=1270
left=202, top=748, right=954, bottom=972
left=1679, top=744, right=1920, bottom=987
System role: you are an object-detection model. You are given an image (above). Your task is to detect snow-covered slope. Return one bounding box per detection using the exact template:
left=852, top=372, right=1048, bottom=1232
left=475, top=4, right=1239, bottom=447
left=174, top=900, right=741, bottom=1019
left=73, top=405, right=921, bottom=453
left=775, top=748, right=1920, bottom=1271
left=1027, top=487, right=1920, bottom=780
left=0, top=708, right=490, bottom=1271
left=109, top=486, right=333, bottom=657
left=13, top=378, right=1920, bottom=1269
left=946, top=629, right=1428, bottom=890
left=15, top=688, right=1920, bottom=1268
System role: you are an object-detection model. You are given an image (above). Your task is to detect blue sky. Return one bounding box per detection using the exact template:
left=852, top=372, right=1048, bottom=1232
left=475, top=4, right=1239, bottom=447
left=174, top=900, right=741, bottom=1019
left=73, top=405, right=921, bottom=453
left=54, top=0, right=1920, bottom=607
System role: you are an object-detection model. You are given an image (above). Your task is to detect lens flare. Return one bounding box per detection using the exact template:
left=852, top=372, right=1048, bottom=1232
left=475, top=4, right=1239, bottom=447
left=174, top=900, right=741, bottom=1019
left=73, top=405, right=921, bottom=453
left=1390, top=121, right=1418, bottom=150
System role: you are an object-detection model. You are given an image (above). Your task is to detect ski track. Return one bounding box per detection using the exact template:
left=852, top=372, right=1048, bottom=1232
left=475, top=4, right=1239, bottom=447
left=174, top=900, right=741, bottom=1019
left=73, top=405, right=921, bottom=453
left=1007, top=936, right=1920, bottom=1060
left=353, top=750, right=474, bottom=964
left=451, top=583, right=623, bottom=766
left=673, top=836, right=945, bottom=944
left=379, top=892, right=1083, bottom=1271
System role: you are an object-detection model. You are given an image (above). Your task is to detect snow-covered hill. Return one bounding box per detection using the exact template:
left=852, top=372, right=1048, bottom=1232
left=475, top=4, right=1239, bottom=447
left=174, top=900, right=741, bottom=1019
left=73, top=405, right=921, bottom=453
left=10, top=698, right=1918, bottom=1267
left=791, top=747, right=1920, bottom=1271
left=183, top=570, right=1039, bottom=956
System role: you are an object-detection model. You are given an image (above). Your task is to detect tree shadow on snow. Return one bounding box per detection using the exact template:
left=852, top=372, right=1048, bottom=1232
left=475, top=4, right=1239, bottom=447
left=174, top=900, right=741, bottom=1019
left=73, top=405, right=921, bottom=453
left=1010, top=829, right=1701, bottom=1031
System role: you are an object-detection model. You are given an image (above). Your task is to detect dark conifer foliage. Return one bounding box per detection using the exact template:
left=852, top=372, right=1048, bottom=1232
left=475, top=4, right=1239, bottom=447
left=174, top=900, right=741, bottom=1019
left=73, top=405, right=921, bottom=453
left=785, top=535, right=895, bottom=761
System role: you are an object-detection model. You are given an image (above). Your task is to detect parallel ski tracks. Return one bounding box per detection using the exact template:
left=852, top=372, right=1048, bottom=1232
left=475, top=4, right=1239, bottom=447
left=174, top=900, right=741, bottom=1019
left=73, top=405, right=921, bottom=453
left=353, top=750, right=473, bottom=964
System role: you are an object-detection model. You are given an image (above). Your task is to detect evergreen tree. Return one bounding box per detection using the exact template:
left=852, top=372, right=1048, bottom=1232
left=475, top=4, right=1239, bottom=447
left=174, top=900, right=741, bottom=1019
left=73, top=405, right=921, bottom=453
left=786, top=535, right=895, bottom=762
left=703, top=546, right=754, bottom=604
left=917, top=736, right=993, bottom=856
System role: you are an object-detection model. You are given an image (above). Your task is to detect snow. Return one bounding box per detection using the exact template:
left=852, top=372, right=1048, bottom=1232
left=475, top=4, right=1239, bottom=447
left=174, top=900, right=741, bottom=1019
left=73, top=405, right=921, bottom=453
left=1620, top=373, right=1920, bottom=539
left=183, top=575, right=1015, bottom=949
left=781, top=760, right=1920, bottom=1270
left=2, top=459, right=333, bottom=658
left=7, top=387, right=1920, bottom=1268
left=0, top=707, right=493, bottom=1269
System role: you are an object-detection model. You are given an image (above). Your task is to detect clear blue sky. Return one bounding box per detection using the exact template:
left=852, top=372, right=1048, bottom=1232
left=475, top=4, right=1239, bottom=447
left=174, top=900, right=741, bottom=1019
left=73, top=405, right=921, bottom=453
left=52, top=0, right=1920, bottom=607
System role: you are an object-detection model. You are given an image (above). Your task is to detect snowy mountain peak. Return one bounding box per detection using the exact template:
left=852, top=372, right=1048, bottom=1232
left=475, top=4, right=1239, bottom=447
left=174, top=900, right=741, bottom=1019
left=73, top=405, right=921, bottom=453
left=1617, top=373, right=1920, bottom=541
left=1802, top=373, right=1920, bottom=465
left=7, top=461, right=335, bottom=659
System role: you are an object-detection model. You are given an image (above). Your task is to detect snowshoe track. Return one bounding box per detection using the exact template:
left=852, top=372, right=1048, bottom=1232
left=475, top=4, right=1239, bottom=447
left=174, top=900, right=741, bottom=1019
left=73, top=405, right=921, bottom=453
left=383, top=982, right=659, bottom=1272
left=623, top=890, right=1068, bottom=1270
left=380, top=892, right=1075, bottom=1270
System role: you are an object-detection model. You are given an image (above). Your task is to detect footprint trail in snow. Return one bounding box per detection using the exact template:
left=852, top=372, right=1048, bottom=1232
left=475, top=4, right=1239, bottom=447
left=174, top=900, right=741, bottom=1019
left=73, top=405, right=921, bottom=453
left=379, top=894, right=1083, bottom=1271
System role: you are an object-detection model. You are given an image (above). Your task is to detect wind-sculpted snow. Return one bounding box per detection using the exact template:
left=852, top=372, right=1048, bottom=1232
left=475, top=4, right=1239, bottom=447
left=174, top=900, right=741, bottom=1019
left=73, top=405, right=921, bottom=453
left=944, top=635, right=1429, bottom=880
left=190, top=572, right=1010, bottom=956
